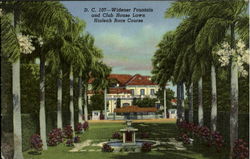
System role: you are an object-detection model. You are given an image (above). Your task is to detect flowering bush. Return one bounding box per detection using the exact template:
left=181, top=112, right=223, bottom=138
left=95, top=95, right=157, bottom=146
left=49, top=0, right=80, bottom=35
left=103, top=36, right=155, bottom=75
left=63, top=125, right=73, bottom=139
left=232, top=139, right=249, bottom=159
left=73, top=136, right=81, bottom=143
left=65, top=139, right=74, bottom=147
left=82, top=122, right=89, bottom=131
left=179, top=133, right=191, bottom=144
left=141, top=142, right=152, bottom=152
left=76, top=123, right=83, bottom=134
left=211, top=131, right=224, bottom=152
left=47, top=128, right=63, bottom=146
left=140, top=132, right=149, bottom=139
left=102, top=144, right=114, bottom=152
left=30, top=134, right=43, bottom=151
left=177, top=121, right=224, bottom=152
left=112, top=132, right=122, bottom=139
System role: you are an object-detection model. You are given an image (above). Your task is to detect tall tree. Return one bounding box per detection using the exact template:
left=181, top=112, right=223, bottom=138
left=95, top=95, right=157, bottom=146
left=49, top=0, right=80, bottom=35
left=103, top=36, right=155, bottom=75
left=1, top=9, right=23, bottom=159
left=166, top=1, right=248, bottom=155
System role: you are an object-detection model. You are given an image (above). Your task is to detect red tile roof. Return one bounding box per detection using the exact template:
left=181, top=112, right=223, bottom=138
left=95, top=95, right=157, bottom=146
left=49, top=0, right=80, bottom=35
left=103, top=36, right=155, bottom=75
left=108, top=74, right=132, bottom=86
left=125, top=74, right=157, bottom=86
left=114, top=105, right=157, bottom=113
left=108, top=88, right=132, bottom=94
left=88, top=74, right=157, bottom=86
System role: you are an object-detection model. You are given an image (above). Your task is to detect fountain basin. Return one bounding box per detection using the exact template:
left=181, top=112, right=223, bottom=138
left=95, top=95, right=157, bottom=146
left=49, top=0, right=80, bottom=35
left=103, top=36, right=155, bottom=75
left=106, top=140, right=158, bottom=152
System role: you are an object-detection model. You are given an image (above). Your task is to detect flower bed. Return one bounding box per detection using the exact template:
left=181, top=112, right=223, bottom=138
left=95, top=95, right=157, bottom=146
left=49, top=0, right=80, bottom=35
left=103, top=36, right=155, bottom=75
left=141, top=142, right=152, bottom=152
left=177, top=121, right=224, bottom=152
left=30, top=134, right=43, bottom=152
left=102, top=143, right=114, bottom=152
left=233, top=139, right=249, bottom=159
left=47, top=128, right=63, bottom=146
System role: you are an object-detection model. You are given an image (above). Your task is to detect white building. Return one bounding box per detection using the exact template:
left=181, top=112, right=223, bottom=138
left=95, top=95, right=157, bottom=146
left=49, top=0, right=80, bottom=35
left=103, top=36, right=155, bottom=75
left=88, top=74, right=161, bottom=113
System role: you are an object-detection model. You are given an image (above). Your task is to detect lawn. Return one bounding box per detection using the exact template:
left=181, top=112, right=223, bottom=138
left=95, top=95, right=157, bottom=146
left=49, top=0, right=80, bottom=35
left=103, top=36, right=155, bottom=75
left=23, top=120, right=229, bottom=159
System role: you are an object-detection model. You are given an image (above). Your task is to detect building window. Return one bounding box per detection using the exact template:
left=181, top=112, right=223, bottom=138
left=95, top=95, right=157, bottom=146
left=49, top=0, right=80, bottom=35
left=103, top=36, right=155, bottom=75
left=140, top=89, right=145, bottom=95
left=150, top=89, right=155, bottom=95
left=130, top=89, right=134, bottom=95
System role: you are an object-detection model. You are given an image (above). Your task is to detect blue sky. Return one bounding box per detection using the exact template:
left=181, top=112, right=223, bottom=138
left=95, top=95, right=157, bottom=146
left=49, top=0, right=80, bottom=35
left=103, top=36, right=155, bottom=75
left=62, top=1, right=182, bottom=93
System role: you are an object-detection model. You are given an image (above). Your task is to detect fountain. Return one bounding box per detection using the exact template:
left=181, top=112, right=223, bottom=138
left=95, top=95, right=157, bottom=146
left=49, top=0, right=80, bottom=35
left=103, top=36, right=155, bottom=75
left=106, top=120, right=159, bottom=152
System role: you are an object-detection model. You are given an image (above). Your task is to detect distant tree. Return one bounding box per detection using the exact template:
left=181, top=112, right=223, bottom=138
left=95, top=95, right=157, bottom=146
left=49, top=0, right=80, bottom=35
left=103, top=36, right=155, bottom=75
left=134, top=97, right=158, bottom=108
left=155, top=88, right=175, bottom=109
left=88, top=93, right=104, bottom=113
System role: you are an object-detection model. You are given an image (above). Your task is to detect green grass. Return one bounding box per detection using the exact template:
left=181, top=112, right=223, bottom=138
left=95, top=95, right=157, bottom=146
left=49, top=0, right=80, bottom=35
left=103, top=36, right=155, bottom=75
left=23, top=121, right=229, bottom=159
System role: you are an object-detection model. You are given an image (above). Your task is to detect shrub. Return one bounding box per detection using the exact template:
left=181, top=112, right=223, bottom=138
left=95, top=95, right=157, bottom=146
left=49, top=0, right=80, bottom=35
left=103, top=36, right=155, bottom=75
left=65, top=139, right=74, bottom=147
left=112, top=132, right=122, bottom=139
left=82, top=122, right=89, bottom=131
left=100, top=114, right=104, bottom=120
left=233, top=139, right=249, bottom=159
left=177, top=121, right=225, bottom=152
left=102, top=143, right=114, bottom=152
left=63, top=125, right=73, bottom=139
left=179, top=133, right=190, bottom=144
left=30, top=134, right=43, bottom=151
left=76, top=123, right=83, bottom=134
left=47, top=128, right=63, bottom=146
left=73, top=136, right=81, bottom=143
left=141, top=142, right=152, bottom=152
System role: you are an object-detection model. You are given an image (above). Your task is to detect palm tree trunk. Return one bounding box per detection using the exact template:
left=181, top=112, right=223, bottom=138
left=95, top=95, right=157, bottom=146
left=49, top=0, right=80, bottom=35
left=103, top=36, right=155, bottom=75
left=188, top=83, right=193, bottom=123
left=40, top=53, right=47, bottom=150
left=163, top=87, right=167, bottom=119
left=57, top=68, right=63, bottom=129
left=13, top=58, right=24, bottom=159
left=69, top=65, right=74, bottom=131
left=84, top=84, right=88, bottom=121
left=104, top=88, right=107, bottom=120
left=230, top=23, right=238, bottom=157
left=78, top=73, right=83, bottom=123
left=211, top=64, right=217, bottom=131
left=198, top=77, right=203, bottom=126
left=11, top=11, right=24, bottom=159
left=176, top=82, right=181, bottom=123
left=180, top=82, right=185, bottom=121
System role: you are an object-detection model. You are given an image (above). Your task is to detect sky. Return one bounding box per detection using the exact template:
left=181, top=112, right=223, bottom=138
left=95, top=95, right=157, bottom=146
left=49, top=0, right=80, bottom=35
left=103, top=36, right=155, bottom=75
left=62, top=1, right=182, bottom=93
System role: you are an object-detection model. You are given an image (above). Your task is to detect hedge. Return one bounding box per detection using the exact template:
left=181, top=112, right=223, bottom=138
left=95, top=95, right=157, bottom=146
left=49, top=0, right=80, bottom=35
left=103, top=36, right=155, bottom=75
left=2, top=110, right=80, bottom=152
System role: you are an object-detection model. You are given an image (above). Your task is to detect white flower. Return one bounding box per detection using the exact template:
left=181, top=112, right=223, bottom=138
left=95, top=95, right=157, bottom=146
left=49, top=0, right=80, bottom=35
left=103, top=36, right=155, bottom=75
left=37, top=36, right=44, bottom=47
left=17, top=34, right=35, bottom=54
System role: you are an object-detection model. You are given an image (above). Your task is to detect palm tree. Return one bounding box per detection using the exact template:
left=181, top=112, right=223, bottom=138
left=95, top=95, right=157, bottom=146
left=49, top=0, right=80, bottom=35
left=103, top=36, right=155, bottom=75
left=91, top=61, right=112, bottom=120
left=166, top=1, right=248, bottom=155
left=1, top=9, right=23, bottom=159
left=21, top=2, right=72, bottom=150
left=62, top=17, right=86, bottom=131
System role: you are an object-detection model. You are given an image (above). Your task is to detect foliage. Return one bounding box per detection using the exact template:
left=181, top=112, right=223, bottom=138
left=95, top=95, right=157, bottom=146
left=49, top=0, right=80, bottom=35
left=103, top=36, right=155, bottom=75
left=88, top=94, right=104, bottom=113
left=63, top=125, right=73, bottom=139
left=75, top=123, right=83, bottom=134
left=82, top=122, right=89, bottom=131
left=232, top=139, right=249, bottom=159
left=141, top=142, right=152, bottom=152
left=155, top=88, right=175, bottom=109
left=111, top=132, right=122, bottom=139
left=132, top=97, right=158, bottom=108
left=47, top=128, right=63, bottom=146
left=65, top=139, right=74, bottom=147
left=73, top=136, right=81, bottom=143
left=102, top=144, right=114, bottom=152
left=177, top=121, right=224, bottom=152
left=30, top=134, right=43, bottom=151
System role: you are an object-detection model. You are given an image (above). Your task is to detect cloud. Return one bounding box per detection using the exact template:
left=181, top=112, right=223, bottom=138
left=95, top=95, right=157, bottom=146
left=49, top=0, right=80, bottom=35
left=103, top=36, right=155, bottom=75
left=95, top=24, right=165, bottom=73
